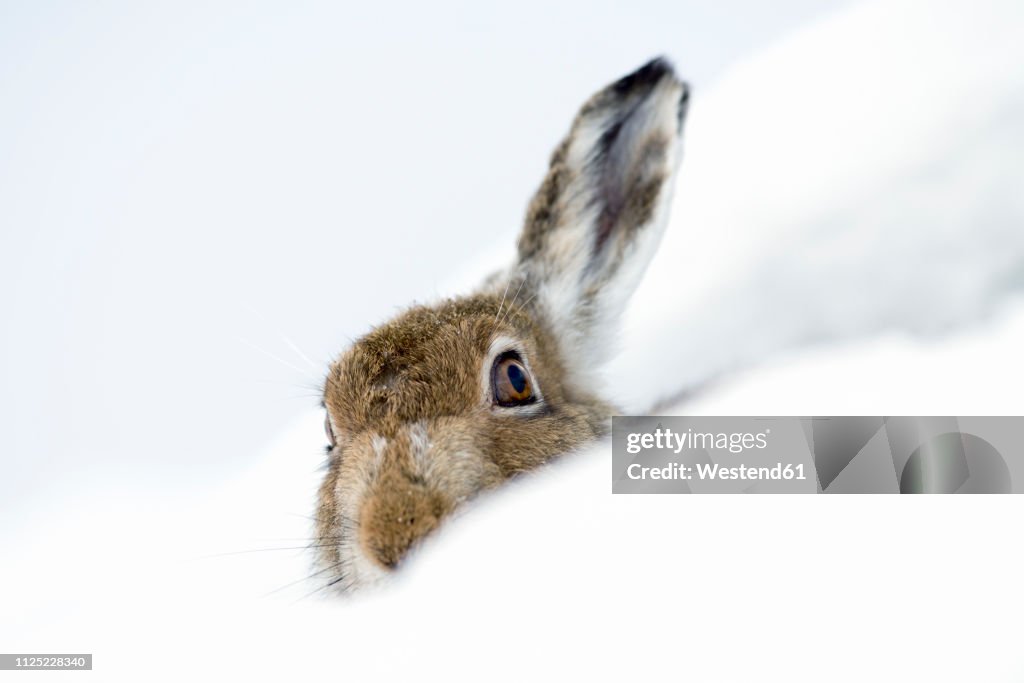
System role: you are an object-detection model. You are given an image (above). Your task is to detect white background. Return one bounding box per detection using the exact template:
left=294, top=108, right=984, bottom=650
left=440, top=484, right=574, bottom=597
left=0, top=0, right=848, bottom=518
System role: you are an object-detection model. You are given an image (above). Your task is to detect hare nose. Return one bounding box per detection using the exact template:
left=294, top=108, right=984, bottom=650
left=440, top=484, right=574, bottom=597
left=359, top=471, right=446, bottom=569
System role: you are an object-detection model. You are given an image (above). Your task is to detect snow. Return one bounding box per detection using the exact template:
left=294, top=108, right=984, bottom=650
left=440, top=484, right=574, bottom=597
left=606, top=0, right=1024, bottom=411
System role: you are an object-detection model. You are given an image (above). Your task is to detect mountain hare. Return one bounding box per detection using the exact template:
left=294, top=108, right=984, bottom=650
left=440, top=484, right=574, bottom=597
left=317, top=58, right=689, bottom=591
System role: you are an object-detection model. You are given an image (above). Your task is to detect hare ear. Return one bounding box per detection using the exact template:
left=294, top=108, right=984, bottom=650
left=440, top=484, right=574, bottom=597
left=515, top=58, right=689, bottom=375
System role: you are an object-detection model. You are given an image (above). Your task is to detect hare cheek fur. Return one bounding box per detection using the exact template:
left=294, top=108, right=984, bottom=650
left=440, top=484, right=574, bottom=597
left=316, top=59, right=689, bottom=592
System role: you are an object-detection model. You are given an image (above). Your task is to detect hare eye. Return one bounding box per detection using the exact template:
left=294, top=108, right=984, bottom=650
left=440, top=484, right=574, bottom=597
left=324, top=413, right=337, bottom=450
left=492, top=353, right=535, bottom=406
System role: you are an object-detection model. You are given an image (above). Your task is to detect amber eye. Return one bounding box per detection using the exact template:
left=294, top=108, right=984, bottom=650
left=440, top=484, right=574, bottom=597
left=324, top=413, right=337, bottom=450
left=492, top=353, right=536, bottom=406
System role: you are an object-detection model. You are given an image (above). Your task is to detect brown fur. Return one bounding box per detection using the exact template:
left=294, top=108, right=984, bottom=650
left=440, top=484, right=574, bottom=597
left=314, top=57, right=688, bottom=589
left=318, top=295, right=609, bottom=577
left=520, top=139, right=571, bottom=262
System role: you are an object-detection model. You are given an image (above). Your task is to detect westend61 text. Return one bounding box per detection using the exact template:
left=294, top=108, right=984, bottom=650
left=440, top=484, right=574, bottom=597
left=626, top=462, right=807, bottom=481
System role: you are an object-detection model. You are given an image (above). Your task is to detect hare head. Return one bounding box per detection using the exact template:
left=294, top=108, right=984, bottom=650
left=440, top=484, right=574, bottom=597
left=317, top=58, right=689, bottom=591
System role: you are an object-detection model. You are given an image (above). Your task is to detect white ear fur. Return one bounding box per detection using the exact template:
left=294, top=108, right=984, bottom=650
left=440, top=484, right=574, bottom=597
left=511, top=59, right=689, bottom=392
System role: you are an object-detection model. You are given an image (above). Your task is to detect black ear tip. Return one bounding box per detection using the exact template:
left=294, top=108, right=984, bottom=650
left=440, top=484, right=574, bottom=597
left=647, top=56, right=676, bottom=74
left=613, top=56, right=676, bottom=94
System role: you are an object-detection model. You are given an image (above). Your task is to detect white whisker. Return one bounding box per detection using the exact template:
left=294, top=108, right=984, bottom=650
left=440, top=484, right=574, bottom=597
left=282, top=334, right=321, bottom=373
left=497, top=277, right=527, bottom=328
left=238, top=337, right=319, bottom=381
left=494, top=275, right=513, bottom=324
